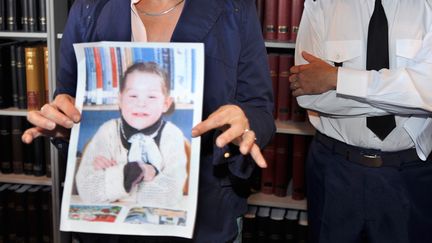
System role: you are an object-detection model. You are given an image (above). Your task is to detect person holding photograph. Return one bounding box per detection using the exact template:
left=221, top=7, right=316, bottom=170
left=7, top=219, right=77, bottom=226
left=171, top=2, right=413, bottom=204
left=76, top=62, right=188, bottom=208
left=22, top=0, right=275, bottom=242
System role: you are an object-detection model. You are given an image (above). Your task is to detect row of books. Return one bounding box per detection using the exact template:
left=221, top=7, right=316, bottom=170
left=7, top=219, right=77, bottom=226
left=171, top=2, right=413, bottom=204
left=259, top=134, right=311, bottom=200
left=0, top=40, right=49, bottom=110
left=268, top=53, right=307, bottom=122
left=84, top=46, right=195, bottom=106
left=257, top=0, right=305, bottom=42
left=0, top=116, right=51, bottom=177
left=243, top=205, right=308, bottom=243
left=0, top=0, right=47, bottom=32
left=0, top=183, right=53, bottom=243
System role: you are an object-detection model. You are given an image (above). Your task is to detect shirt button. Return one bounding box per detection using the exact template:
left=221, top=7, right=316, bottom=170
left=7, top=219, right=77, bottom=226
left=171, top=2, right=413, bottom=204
left=224, top=152, right=230, bottom=158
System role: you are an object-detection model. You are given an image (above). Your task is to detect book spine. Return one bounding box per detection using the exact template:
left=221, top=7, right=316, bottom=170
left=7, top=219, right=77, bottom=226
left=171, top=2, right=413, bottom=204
left=44, top=137, right=51, bottom=177
left=6, top=0, right=17, bottom=31
left=93, top=47, right=103, bottom=105
left=291, top=96, right=306, bottom=122
left=41, top=186, right=52, bottom=243
left=277, top=0, right=292, bottom=41
left=16, top=44, right=28, bottom=109
left=0, top=116, right=12, bottom=174
left=43, top=45, right=49, bottom=103
left=25, top=45, right=45, bottom=111
left=290, top=0, right=305, bottom=41
left=27, top=186, right=42, bottom=243
left=0, top=0, right=5, bottom=30
left=9, top=44, right=19, bottom=108
left=263, top=0, right=278, bottom=40
left=292, top=135, right=306, bottom=200
left=267, top=53, right=279, bottom=119
left=38, top=0, right=46, bottom=32
left=28, top=0, right=37, bottom=32
left=20, top=0, right=29, bottom=31
left=32, top=137, right=46, bottom=176
left=261, top=137, right=276, bottom=194
left=277, top=54, right=294, bottom=121
left=273, top=134, right=291, bottom=197
left=0, top=44, right=12, bottom=108
left=11, top=116, right=24, bottom=174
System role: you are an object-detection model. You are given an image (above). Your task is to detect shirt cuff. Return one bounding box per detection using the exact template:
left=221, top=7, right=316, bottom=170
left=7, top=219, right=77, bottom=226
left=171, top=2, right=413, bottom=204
left=336, top=67, right=370, bottom=98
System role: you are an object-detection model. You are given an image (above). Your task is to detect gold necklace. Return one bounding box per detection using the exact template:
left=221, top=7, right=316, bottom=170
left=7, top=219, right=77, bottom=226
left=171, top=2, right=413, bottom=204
left=138, top=0, right=185, bottom=17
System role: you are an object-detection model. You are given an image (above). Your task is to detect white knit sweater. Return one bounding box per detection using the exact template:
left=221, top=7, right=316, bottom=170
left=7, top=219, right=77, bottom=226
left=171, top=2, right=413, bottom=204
left=75, top=118, right=187, bottom=208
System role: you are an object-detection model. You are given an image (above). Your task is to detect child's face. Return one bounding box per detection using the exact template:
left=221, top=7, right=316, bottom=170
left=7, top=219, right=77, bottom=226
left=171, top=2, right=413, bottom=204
left=119, top=71, right=172, bottom=130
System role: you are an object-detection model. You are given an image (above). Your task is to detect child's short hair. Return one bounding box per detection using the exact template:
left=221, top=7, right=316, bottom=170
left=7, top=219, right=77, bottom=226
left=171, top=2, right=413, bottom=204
left=120, top=62, right=170, bottom=94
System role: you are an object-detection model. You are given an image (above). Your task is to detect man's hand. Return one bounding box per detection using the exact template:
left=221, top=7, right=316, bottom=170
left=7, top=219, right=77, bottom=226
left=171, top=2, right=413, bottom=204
left=191, top=105, right=267, bottom=168
left=22, top=94, right=81, bottom=144
left=289, top=51, right=338, bottom=97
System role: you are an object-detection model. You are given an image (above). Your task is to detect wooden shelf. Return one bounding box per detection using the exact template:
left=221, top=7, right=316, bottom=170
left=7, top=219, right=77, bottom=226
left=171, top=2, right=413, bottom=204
left=265, top=41, right=296, bottom=49
left=275, top=120, right=315, bottom=135
left=0, top=108, right=28, bottom=116
left=248, top=192, right=307, bottom=210
left=0, top=173, right=52, bottom=186
left=0, top=31, right=47, bottom=39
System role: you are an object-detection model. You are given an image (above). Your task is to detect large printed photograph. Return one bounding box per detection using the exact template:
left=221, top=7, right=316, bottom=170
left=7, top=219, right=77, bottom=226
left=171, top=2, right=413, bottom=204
left=60, top=42, right=204, bottom=238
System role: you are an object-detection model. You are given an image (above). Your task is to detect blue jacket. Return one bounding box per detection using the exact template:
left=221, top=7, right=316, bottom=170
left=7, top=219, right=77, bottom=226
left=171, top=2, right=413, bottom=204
left=57, top=0, right=275, bottom=241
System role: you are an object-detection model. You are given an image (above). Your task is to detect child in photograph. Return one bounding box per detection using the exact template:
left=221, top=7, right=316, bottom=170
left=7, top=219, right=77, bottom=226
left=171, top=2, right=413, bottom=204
left=76, top=62, right=188, bottom=208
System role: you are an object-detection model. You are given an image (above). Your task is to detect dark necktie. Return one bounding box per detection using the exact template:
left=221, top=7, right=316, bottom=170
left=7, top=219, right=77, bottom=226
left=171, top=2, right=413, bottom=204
left=366, top=0, right=395, bottom=140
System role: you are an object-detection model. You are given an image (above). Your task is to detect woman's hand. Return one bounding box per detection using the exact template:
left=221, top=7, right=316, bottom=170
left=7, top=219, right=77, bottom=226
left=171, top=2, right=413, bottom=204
left=139, top=163, right=157, bottom=182
left=191, top=104, right=267, bottom=168
left=21, top=94, right=81, bottom=144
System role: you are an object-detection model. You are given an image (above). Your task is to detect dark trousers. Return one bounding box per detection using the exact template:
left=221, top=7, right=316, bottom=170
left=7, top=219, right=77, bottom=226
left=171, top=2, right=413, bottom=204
left=307, top=135, right=432, bottom=243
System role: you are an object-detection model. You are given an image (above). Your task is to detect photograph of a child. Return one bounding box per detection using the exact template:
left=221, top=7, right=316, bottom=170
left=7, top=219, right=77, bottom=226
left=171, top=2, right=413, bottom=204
left=75, top=62, right=188, bottom=208
left=61, top=42, right=203, bottom=237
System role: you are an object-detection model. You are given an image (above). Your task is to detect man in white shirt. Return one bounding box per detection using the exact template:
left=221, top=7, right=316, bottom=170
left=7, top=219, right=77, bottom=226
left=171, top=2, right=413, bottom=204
left=289, top=0, right=432, bottom=242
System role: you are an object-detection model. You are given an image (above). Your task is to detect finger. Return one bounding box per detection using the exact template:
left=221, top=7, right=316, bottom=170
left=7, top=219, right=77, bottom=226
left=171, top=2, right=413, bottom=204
left=239, top=129, right=256, bottom=155
left=215, top=124, right=244, bottom=147
left=290, top=81, right=299, bottom=90
left=192, top=108, right=230, bottom=137
left=250, top=144, right=267, bottom=168
left=53, top=94, right=81, bottom=123
left=39, top=103, right=75, bottom=129
left=290, top=65, right=300, bottom=74
left=27, top=109, right=56, bottom=130
left=292, top=88, right=304, bottom=97
left=21, top=127, right=43, bottom=144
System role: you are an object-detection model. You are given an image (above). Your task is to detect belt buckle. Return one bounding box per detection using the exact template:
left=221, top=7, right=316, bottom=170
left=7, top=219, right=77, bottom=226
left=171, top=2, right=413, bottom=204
left=360, top=153, right=383, bottom=167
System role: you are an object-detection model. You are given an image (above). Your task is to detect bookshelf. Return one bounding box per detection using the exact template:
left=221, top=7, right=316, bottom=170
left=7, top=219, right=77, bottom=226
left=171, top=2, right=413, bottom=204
left=246, top=40, right=313, bottom=211
left=0, top=0, right=69, bottom=242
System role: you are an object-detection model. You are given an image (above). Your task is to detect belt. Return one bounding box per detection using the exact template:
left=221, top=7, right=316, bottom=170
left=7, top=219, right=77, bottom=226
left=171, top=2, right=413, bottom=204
left=315, top=132, right=420, bottom=168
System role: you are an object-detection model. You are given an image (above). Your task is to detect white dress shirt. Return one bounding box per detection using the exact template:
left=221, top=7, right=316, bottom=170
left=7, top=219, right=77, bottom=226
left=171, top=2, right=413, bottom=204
left=295, top=0, right=432, bottom=159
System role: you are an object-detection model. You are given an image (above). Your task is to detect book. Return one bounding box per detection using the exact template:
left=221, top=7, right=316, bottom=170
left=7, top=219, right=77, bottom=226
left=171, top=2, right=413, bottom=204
left=20, top=0, right=29, bottom=31
left=0, top=184, right=12, bottom=243
left=5, top=184, right=21, bottom=242
left=261, top=137, right=276, bottom=194
left=291, top=96, right=306, bottom=122
left=37, top=0, right=46, bottom=32
left=41, top=186, right=52, bottom=243
left=27, top=185, right=43, bottom=243
left=284, top=209, right=299, bottom=243
left=17, top=43, right=28, bottom=109
left=277, top=54, right=294, bottom=121
left=297, top=211, right=308, bottom=243
left=25, top=0, right=38, bottom=32
left=14, top=184, right=32, bottom=242
left=277, top=0, right=292, bottom=41
left=273, top=134, right=292, bottom=197
left=268, top=208, right=286, bottom=242
left=0, top=0, right=5, bottom=30
left=43, top=45, right=49, bottom=103
left=292, top=135, right=306, bottom=200
left=267, top=53, right=279, bottom=119
left=23, top=121, right=34, bottom=174
left=263, top=0, right=278, bottom=40
left=290, top=0, right=304, bottom=41
left=25, top=44, right=45, bottom=111
left=11, top=116, right=24, bottom=174
left=6, top=0, right=17, bottom=31
left=0, top=116, right=12, bottom=174
left=242, top=205, right=258, bottom=243
left=256, top=207, right=271, bottom=242
left=10, top=43, right=19, bottom=108
left=32, top=136, right=46, bottom=176
left=0, top=41, right=13, bottom=108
